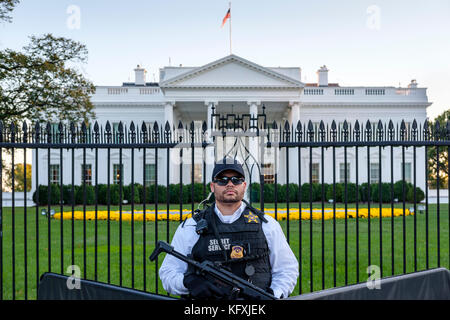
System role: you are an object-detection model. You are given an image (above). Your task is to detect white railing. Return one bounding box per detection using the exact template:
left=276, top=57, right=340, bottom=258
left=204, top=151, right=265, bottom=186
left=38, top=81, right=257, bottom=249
left=302, top=87, right=428, bottom=102
left=98, top=87, right=161, bottom=96
left=107, top=88, right=128, bottom=95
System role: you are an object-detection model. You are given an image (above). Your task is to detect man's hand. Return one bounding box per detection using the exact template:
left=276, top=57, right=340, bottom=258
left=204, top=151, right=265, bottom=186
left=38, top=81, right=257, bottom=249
left=183, top=273, right=228, bottom=300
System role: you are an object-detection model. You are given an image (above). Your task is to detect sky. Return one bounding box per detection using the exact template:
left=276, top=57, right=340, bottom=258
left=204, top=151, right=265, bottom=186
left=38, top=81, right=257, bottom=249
left=1, top=0, right=449, bottom=119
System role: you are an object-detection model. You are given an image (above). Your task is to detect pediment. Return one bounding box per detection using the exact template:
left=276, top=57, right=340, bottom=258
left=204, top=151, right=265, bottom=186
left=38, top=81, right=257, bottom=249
left=160, top=55, right=304, bottom=89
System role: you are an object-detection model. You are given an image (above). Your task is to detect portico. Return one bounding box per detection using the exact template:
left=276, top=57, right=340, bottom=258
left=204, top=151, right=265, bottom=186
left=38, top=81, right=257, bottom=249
left=159, top=54, right=304, bottom=184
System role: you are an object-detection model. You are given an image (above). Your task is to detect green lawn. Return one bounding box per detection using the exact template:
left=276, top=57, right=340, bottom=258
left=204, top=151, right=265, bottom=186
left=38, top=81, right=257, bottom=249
left=0, top=202, right=449, bottom=300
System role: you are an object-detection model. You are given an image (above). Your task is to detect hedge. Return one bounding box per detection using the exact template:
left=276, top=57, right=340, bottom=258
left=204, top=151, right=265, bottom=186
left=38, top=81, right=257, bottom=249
left=33, top=183, right=210, bottom=206
left=249, top=181, right=424, bottom=203
left=33, top=180, right=425, bottom=206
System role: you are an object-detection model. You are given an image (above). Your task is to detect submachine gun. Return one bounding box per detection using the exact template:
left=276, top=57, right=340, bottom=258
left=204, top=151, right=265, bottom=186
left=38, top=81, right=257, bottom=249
left=149, top=241, right=277, bottom=300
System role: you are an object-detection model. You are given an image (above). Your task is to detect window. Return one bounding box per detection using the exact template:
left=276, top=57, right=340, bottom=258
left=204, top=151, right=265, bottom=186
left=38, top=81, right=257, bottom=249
left=262, top=163, right=275, bottom=184
left=113, top=164, right=123, bottom=184
left=370, top=163, right=380, bottom=184
left=144, top=164, right=156, bottom=185
left=339, top=163, right=351, bottom=183
left=81, top=164, right=92, bottom=185
left=194, top=163, right=203, bottom=183
left=311, top=163, right=319, bottom=184
left=402, top=162, right=412, bottom=183
left=49, top=164, right=60, bottom=185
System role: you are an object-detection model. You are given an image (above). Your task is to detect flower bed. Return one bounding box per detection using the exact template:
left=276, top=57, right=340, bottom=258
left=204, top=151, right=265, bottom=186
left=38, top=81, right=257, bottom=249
left=53, top=207, right=412, bottom=222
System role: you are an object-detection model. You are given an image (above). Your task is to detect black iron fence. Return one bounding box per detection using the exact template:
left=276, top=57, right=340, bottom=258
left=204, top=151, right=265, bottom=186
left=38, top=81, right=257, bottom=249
left=0, top=116, right=449, bottom=299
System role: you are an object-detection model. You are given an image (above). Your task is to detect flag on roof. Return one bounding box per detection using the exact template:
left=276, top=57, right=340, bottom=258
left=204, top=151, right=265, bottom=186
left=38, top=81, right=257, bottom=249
left=221, top=8, right=231, bottom=28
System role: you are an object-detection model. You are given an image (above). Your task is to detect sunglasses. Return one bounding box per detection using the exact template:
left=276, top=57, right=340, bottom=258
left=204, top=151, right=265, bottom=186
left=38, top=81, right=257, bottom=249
left=213, top=176, right=245, bottom=186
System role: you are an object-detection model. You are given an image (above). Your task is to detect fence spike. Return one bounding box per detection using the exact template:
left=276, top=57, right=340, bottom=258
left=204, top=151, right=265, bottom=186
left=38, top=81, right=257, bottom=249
left=34, top=122, right=41, bottom=143
left=400, top=120, right=406, bottom=140
left=412, top=119, right=418, bottom=140
left=164, top=121, right=171, bottom=133
left=365, top=119, right=372, bottom=141
left=93, top=121, right=100, bottom=143
left=434, top=120, right=441, bottom=141
left=141, top=121, right=147, bottom=133
left=307, top=120, right=313, bottom=132
left=377, top=120, right=383, bottom=140
left=45, top=121, right=52, bottom=143
left=388, top=120, right=395, bottom=140
left=354, top=120, right=360, bottom=141
left=0, top=120, right=3, bottom=143
left=342, top=120, right=349, bottom=141
left=446, top=120, right=450, bottom=140
left=129, top=121, right=136, bottom=143
left=22, top=121, right=28, bottom=143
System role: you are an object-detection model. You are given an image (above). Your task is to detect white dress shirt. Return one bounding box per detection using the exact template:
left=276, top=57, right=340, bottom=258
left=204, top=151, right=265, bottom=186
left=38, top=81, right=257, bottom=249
left=159, top=202, right=299, bottom=299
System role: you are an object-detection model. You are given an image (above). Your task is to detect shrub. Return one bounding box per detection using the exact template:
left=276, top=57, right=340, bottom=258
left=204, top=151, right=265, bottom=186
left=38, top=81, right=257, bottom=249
left=394, top=181, right=413, bottom=202
left=123, top=184, right=141, bottom=204
left=301, top=183, right=319, bottom=202
left=32, top=184, right=60, bottom=206
left=32, top=181, right=426, bottom=206
left=262, top=184, right=275, bottom=203
left=407, top=186, right=425, bottom=203
left=371, top=183, right=392, bottom=203
left=250, top=183, right=260, bottom=202
left=75, top=185, right=96, bottom=205
left=326, top=183, right=343, bottom=202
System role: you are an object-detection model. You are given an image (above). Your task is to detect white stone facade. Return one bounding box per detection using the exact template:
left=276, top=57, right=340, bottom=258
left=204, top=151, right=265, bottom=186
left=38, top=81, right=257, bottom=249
left=33, top=54, right=431, bottom=193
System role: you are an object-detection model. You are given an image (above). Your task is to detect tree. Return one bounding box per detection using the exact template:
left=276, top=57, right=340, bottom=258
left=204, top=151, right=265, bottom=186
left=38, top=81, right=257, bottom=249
left=427, top=109, right=450, bottom=189
left=0, top=0, right=19, bottom=23
left=4, top=162, right=32, bottom=192
left=0, top=1, right=95, bottom=124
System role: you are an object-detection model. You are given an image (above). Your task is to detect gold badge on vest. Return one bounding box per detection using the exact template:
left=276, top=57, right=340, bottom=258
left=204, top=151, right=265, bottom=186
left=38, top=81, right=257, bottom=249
left=244, top=212, right=259, bottom=223
left=230, top=245, right=244, bottom=259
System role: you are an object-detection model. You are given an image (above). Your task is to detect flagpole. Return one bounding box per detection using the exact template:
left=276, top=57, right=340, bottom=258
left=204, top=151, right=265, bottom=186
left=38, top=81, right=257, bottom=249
left=229, top=1, right=232, bottom=54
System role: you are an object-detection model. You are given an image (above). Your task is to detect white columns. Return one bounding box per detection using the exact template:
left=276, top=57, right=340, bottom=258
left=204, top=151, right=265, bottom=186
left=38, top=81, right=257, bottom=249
left=206, top=101, right=217, bottom=131
left=205, top=101, right=218, bottom=183
left=164, top=101, right=175, bottom=184
left=247, top=101, right=261, bottom=184
left=288, top=101, right=301, bottom=184
left=164, top=101, right=175, bottom=128
left=289, top=100, right=301, bottom=126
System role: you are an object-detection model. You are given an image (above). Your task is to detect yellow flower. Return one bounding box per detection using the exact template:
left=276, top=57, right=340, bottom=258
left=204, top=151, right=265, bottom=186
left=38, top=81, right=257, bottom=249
left=53, top=207, right=412, bottom=222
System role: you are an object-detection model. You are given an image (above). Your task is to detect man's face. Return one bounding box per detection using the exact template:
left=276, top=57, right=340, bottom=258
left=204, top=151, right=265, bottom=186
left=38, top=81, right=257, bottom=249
left=210, top=170, right=247, bottom=204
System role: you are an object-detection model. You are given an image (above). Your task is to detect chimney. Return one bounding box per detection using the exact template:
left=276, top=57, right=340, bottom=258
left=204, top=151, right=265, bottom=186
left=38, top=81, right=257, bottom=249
left=408, top=79, right=418, bottom=89
left=317, top=65, right=329, bottom=87
left=134, top=65, right=147, bottom=86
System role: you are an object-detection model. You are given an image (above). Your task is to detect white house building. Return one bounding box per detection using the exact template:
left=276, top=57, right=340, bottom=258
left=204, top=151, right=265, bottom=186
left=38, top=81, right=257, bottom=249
left=34, top=54, right=431, bottom=193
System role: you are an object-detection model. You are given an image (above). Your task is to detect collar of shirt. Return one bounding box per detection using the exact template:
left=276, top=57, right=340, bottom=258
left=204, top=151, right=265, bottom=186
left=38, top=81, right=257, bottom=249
left=214, top=201, right=247, bottom=224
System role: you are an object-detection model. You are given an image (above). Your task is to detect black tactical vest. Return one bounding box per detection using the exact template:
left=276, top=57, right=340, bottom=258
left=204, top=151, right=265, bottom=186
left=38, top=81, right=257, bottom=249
left=189, top=204, right=272, bottom=291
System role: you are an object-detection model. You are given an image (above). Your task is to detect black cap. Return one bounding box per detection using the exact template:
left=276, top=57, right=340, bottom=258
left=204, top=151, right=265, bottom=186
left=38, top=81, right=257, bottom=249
left=212, top=157, right=245, bottom=181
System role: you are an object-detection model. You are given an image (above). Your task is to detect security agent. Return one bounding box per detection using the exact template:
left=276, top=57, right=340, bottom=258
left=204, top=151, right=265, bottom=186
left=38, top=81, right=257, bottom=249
left=159, top=157, right=299, bottom=299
